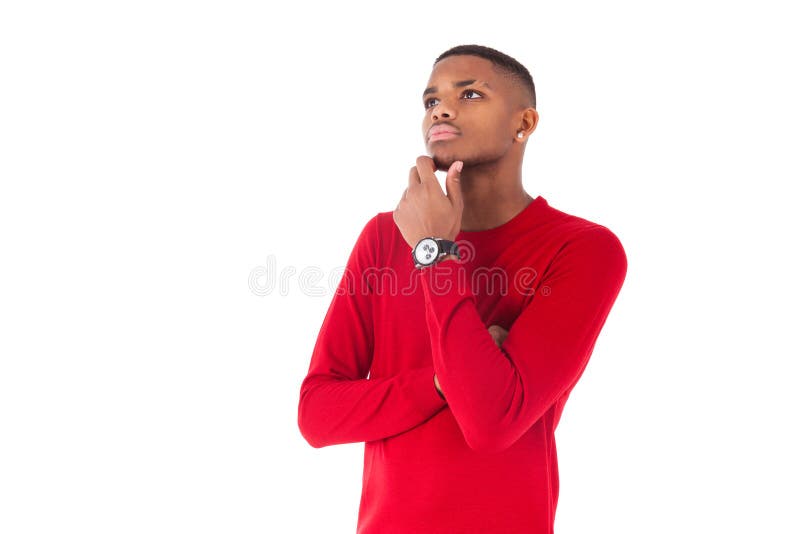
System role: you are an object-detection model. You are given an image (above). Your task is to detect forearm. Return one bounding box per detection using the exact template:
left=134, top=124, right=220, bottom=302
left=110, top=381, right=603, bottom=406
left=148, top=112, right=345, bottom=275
left=420, top=228, right=627, bottom=453
left=298, top=365, right=447, bottom=448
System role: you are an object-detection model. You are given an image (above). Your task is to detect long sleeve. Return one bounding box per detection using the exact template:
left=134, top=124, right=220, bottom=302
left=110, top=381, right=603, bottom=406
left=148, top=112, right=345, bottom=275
left=297, top=215, right=447, bottom=448
left=421, top=226, right=628, bottom=453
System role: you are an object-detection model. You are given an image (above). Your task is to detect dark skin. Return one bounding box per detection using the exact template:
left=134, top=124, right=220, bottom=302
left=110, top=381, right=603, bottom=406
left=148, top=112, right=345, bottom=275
left=393, top=54, right=539, bottom=399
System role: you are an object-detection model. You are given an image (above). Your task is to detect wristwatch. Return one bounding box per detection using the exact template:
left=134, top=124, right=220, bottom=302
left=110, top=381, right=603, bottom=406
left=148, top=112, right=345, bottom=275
left=412, top=237, right=461, bottom=269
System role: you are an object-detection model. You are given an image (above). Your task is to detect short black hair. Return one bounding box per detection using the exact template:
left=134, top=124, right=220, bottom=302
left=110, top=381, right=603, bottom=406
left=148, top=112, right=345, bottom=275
left=434, top=44, right=536, bottom=109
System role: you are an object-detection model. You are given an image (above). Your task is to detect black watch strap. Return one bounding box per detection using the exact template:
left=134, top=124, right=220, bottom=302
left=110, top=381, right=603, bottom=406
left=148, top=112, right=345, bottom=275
left=437, top=239, right=460, bottom=259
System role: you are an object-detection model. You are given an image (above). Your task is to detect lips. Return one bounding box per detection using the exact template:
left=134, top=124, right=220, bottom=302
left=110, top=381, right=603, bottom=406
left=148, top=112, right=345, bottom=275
left=427, top=124, right=461, bottom=141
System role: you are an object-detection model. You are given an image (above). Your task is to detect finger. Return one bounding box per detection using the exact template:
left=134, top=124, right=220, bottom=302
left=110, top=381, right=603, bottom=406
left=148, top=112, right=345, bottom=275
left=408, top=166, right=421, bottom=188
left=488, top=325, right=509, bottom=346
left=445, top=160, right=463, bottom=207
left=415, top=155, right=437, bottom=186
left=497, top=327, right=509, bottom=344
left=488, top=325, right=501, bottom=345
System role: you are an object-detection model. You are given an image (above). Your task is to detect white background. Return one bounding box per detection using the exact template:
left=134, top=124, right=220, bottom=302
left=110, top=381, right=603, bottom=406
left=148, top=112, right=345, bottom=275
left=1, top=1, right=798, bottom=532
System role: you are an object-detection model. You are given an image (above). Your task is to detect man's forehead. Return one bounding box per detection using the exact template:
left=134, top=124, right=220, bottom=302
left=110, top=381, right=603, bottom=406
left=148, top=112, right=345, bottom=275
left=424, top=57, right=505, bottom=93
left=427, top=56, right=496, bottom=82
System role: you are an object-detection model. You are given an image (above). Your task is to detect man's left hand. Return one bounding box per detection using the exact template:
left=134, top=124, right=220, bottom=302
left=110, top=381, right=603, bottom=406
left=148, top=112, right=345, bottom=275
left=393, top=156, right=464, bottom=249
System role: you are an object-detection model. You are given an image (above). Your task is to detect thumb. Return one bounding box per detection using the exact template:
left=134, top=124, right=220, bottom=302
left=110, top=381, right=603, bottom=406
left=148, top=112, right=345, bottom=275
left=445, top=160, right=463, bottom=206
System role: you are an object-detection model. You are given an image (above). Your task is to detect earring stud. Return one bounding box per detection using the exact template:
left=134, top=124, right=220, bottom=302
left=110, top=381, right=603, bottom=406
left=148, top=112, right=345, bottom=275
left=517, top=131, right=524, bottom=138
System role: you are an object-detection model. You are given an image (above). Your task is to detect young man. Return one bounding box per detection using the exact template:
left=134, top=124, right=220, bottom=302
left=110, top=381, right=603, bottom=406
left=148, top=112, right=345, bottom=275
left=297, top=44, right=628, bottom=534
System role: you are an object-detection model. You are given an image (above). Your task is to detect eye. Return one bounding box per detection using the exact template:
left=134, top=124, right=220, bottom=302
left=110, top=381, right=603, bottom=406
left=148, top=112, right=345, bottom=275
left=424, top=89, right=483, bottom=109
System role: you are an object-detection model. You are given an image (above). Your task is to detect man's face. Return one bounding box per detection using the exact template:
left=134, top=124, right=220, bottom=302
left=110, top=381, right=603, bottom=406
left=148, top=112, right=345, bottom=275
left=422, top=55, right=520, bottom=171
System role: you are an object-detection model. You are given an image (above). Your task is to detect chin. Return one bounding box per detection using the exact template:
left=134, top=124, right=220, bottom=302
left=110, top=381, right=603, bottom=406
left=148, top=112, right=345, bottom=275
left=430, top=152, right=457, bottom=172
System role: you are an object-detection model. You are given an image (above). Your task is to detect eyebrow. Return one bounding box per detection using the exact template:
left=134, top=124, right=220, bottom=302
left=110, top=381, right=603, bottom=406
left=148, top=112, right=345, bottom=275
left=423, top=79, right=491, bottom=98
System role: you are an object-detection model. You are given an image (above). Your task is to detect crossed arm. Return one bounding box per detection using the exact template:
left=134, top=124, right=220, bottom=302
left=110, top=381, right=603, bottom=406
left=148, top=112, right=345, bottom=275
left=298, top=219, right=626, bottom=453
left=434, top=324, right=508, bottom=399
left=296, top=214, right=510, bottom=448
left=297, top=216, right=458, bottom=448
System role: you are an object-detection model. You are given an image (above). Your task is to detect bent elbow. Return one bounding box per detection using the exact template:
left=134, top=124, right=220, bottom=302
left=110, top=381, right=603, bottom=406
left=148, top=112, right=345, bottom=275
left=297, top=392, right=328, bottom=449
left=462, top=424, right=516, bottom=454
left=297, top=417, right=325, bottom=448
left=300, top=431, right=326, bottom=449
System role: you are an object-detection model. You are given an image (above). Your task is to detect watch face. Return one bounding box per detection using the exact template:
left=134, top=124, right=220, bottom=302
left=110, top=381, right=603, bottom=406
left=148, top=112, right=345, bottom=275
left=414, top=238, right=439, bottom=266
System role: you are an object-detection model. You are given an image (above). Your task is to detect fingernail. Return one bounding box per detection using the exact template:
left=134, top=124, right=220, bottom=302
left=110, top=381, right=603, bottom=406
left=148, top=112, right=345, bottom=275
left=456, top=161, right=464, bottom=173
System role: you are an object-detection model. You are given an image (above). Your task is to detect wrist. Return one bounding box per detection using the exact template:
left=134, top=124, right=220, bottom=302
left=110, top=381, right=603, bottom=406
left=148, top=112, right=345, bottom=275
left=412, top=237, right=461, bottom=269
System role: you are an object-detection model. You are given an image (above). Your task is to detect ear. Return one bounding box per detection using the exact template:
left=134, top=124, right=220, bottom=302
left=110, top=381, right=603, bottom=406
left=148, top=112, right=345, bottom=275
left=517, top=108, right=539, bottom=139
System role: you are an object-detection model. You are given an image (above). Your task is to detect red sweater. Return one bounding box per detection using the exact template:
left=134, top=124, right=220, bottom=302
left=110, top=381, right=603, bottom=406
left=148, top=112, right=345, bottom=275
left=297, top=195, right=628, bottom=534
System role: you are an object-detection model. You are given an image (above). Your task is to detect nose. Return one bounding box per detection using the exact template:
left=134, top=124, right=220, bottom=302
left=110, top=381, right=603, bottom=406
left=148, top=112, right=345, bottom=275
left=430, top=99, right=454, bottom=121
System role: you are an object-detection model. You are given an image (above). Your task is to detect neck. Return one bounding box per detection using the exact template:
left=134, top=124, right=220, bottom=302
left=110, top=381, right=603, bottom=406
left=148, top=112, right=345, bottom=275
left=456, top=157, right=533, bottom=232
